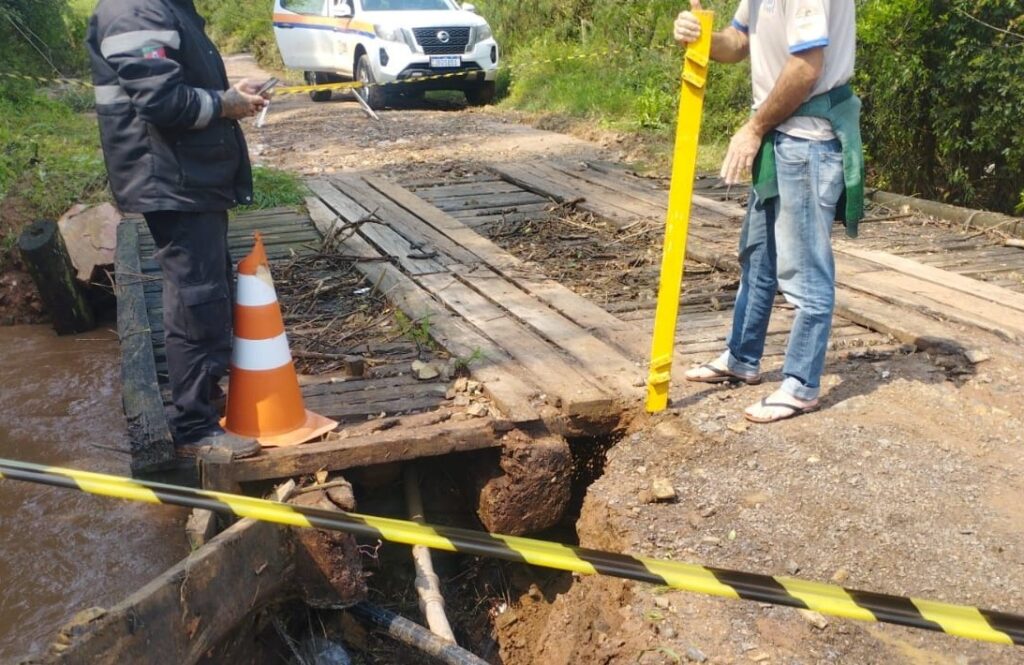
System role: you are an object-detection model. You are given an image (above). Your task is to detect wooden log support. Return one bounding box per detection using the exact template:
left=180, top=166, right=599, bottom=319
left=115, top=221, right=176, bottom=474
left=41, top=513, right=295, bottom=664
left=289, top=483, right=368, bottom=608
left=473, top=427, right=573, bottom=535
left=18, top=219, right=95, bottom=334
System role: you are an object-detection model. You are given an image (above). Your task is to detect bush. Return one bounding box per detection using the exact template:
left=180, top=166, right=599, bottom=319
left=195, top=0, right=284, bottom=69
left=477, top=0, right=1023, bottom=213
left=858, top=0, right=1024, bottom=213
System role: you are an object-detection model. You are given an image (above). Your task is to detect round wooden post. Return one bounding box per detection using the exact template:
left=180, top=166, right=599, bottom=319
left=18, top=219, right=96, bottom=334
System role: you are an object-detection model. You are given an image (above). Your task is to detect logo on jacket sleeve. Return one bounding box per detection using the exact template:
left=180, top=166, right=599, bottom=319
left=142, top=45, right=167, bottom=59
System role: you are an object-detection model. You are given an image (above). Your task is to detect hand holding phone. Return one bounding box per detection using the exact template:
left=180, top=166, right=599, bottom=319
left=256, top=77, right=279, bottom=98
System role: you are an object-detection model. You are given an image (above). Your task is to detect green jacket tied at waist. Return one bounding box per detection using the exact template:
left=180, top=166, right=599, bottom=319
left=751, top=83, right=865, bottom=238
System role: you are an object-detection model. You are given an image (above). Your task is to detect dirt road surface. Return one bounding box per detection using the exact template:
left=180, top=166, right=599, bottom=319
left=230, top=55, right=1024, bottom=664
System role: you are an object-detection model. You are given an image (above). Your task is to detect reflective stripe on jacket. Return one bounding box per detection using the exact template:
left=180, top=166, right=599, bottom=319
left=87, top=0, right=254, bottom=213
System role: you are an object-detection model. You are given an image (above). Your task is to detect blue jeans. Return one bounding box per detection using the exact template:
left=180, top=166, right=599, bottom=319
left=720, top=133, right=845, bottom=401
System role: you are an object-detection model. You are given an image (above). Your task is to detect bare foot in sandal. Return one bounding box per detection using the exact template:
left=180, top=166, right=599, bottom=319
left=744, top=389, right=819, bottom=424
left=685, top=359, right=761, bottom=385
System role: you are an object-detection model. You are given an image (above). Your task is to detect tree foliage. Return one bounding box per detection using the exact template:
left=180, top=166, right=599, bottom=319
left=477, top=0, right=1023, bottom=213
left=857, top=0, right=1024, bottom=213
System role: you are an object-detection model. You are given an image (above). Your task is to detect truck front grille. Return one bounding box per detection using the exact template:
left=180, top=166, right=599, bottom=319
left=412, top=26, right=471, bottom=55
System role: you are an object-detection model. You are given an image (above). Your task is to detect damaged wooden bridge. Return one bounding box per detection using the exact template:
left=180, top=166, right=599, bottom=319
left=116, top=158, right=1024, bottom=534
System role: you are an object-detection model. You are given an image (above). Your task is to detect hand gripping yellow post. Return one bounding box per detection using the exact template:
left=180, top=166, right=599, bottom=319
left=646, top=10, right=714, bottom=413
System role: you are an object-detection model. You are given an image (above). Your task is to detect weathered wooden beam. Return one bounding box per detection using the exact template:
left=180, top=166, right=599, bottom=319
left=42, top=512, right=294, bottom=664
left=115, top=221, right=176, bottom=474
left=223, top=416, right=503, bottom=483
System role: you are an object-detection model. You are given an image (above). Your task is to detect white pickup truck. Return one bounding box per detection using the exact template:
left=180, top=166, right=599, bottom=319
left=272, top=0, right=499, bottom=108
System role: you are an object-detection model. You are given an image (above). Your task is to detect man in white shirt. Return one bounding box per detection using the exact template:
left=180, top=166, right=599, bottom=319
left=675, top=0, right=858, bottom=423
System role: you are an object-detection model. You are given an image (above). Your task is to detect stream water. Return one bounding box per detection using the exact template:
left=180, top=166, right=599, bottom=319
left=0, top=326, right=186, bottom=661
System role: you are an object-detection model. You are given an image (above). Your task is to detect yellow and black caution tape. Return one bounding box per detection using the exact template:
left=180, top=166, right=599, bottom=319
left=0, top=71, right=94, bottom=89
left=1, top=457, right=1022, bottom=647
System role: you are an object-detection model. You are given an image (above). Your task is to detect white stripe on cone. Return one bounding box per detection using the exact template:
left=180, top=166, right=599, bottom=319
left=232, top=333, right=292, bottom=371
left=237, top=272, right=278, bottom=307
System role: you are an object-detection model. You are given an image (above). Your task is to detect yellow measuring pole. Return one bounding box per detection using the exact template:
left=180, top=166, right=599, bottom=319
left=646, top=10, right=714, bottom=413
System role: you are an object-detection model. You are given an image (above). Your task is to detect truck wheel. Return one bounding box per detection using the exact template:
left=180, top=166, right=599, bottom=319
left=465, top=81, right=496, bottom=106
left=355, top=55, right=386, bottom=110
left=306, top=71, right=332, bottom=102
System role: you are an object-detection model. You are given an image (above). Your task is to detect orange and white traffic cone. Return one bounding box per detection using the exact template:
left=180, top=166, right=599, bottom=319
left=222, top=233, right=337, bottom=447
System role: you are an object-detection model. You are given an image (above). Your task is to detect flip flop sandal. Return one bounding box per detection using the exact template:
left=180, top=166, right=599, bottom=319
left=685, top=363, right=762, bottom=385
left=744, top=398, right=819, bottom=424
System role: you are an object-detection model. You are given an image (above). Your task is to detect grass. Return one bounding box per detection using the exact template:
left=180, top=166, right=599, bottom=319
left=0, top=93, right=108, bottom=221
left=240, top=166, right=308, bottom=211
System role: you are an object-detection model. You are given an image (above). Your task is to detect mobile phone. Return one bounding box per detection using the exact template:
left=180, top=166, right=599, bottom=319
left=256, top=77, right=279, bottom=96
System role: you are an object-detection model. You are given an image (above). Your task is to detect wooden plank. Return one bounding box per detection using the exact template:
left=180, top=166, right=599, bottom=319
left=834, top=289, right=987, bottom=356
left=452, top=264, right=643, bottom=401
left=840, top=246, right=1024, bottom=314
left=546, top=160, right=670, bottom=215
left=366, top=175, right=653, bottom=362
left=306, top=197, right=541, bottom=424
left=448, top=203, right=552, bottom=220
left=416, top=272, right=615, bottom=418
left=332, top=173, right=482, bottom=267
left=230, top=416, right=502, bottom=482
left=307, top=178, right=446, bottom=275
left=432, top=191, right=547, bottom=212
left=527, top=161, right=660, bottom=225
left=415, top=181, right=523, bottom=199
left=841, top=270, right=1024, bottom=342
left=45, top=515, right=292, bottom=664
left=115, top=221, right=175, bottom=474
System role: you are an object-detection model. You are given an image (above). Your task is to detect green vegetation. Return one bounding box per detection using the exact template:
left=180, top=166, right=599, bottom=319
left=241, top=166, right=308, bottom=211
left=195, top=0, right=283, bottom=70
left=476, top=0, right=1023, bottom=214
left=0, top=0, right=105, bottom=233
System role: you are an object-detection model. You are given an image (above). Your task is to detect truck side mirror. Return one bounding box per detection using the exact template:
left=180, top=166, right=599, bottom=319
left=330, top=1, right=353, bottom=17
left=462, top=3, right=477, bottom=12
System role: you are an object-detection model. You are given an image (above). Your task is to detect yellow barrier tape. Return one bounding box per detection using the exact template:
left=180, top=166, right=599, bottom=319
left=1, top=457, right=1022, bottom=647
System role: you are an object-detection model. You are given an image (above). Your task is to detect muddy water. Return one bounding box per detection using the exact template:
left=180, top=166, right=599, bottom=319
left=0, top=326, right=186, bottom=661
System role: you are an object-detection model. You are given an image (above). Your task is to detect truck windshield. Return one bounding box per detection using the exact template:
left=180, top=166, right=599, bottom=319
left=361, top=0, right=454, bottom=9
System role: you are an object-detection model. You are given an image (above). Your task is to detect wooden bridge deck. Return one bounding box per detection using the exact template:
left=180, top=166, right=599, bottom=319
left=117, top=160, right=1024, bottom=481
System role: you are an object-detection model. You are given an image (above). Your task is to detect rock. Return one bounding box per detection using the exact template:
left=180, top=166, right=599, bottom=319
left=57, top=203, right=121, bottom=281
left=830, top=568, right=850, bottom=585
left=651, top=478, right=677, bottom=502
left=638, top=490, right=655, bottom=504
left=411, top=360, right=440, bottom=380
left=466, top=402, right=489, bottom=418
left=806, top=455, right=821, bottom=465
left=700, top=506, right=716, bottom=518
left=749, top=651, right=770, bottom=662
left=654, top=421, right=683, bottom=440
left=654, top=596, right=671, bottom=609
left=798, top=609, right=829, bottom=630
left=454, top=377, right=469, bottom=393
left=965, top=349, right=990, bottom=365
left=785, top=560, right=800, bottom=575
left=727, top=421, right=749, bottom=434
left=660, top=624, right=677, bottom=639
left=466, top=379, right=482, bottom=394
left=686, top=646, right=708, bottom=662
left=453, top=394, right=471, bottom=407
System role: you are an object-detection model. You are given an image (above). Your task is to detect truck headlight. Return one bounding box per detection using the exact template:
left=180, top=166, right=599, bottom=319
left=374, top=24, right=404, bottom=42
left=474, top=23, right=493, bottom=44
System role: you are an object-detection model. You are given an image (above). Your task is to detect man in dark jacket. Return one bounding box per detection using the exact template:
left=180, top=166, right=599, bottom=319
left=87, top=0, right=269, bottom=458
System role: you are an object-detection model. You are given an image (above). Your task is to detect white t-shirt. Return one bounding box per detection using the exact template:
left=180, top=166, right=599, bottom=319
left=733, top=0, right=856, bottom=140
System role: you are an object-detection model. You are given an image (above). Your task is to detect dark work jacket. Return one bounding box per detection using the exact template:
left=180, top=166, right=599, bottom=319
left=86, top=0, right=253, bottom=213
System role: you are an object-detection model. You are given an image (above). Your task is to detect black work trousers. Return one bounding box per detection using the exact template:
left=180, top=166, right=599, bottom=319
left=144, top=210, right=233, bottom=444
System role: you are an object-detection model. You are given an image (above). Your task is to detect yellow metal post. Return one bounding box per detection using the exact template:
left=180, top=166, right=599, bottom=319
left=646, top=10, right=713, bottom=413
